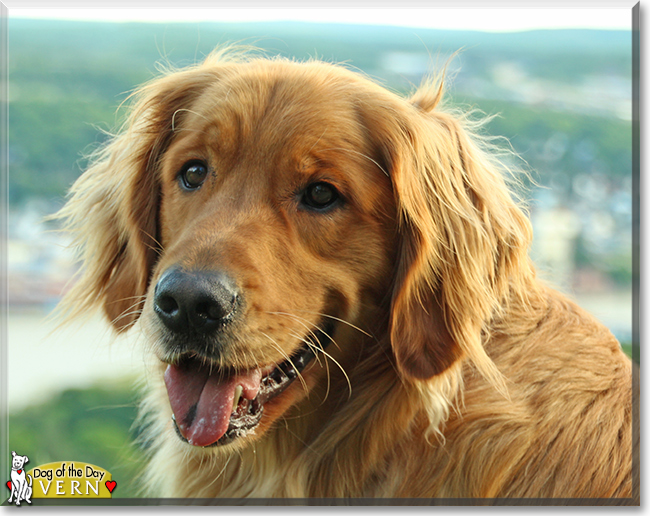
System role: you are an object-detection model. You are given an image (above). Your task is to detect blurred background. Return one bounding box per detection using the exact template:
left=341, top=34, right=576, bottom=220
left=5, top=5, right=635, bottom=499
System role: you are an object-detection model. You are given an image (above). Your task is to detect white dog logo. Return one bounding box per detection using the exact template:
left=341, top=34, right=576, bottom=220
left=7, top=451, right=32, bottom=506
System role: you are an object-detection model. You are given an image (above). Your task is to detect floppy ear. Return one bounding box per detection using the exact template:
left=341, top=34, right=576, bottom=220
left=55, top=67, right=219, bottom=331
left=384, top=82, right=535, bottom=384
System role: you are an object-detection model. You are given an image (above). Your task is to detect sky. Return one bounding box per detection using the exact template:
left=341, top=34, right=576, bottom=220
left=4, top=2, right=635, bottom=33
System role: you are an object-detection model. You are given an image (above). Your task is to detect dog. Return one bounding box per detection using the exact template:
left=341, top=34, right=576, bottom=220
left=8, top=452, right=32, bottom=505
left=55, top=49, right=637, bottom=500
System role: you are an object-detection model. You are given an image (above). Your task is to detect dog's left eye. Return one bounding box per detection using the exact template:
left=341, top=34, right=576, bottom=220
left=179, top=160, right=208, bottom=190
left=301, top=182, right=341, bottom=211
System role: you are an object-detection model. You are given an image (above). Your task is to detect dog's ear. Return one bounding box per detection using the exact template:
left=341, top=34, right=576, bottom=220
left=55, top=67, right=219, bottom=331
left=378, top=81, right=535, bottom=384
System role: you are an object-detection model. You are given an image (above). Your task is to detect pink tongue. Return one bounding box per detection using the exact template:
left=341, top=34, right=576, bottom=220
left=164, top=361, right=262, bottom=447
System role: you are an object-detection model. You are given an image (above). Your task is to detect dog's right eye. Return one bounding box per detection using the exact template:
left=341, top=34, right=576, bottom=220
left=179, top=160, right=208, bottom=190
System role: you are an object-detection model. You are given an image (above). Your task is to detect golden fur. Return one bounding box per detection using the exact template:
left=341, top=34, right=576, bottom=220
left=56, top=50, right=637, bottom=500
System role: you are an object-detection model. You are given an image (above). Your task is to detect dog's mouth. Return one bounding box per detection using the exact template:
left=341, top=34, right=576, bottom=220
left=164, top=321, right=334, bottom=447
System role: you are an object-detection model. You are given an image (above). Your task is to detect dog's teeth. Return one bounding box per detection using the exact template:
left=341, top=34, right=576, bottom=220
left=232, top=385, right=243, bottom=412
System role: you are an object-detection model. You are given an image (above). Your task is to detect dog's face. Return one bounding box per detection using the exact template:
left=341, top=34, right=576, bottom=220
left=59, top=54, right=533, bottom=452
left=139, top=63, right=399, bottom=447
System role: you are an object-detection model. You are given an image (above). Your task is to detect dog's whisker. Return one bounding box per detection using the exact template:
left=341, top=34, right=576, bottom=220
left=287, top=329, right=324, bottom=367
left=307, top=127, right=328, bottom=155
left=268, top=312, right=347, bottom=391
left=266, top=310, right=374, bottom=338
left=171, top=108, right=210, bottom=132
left=268, top=310, right=371, bottom=339
left=288, top=330, right=332, bottom=401
left=276, top=313, right=332, bottom=356
left=304, top=337, right=352, bottom=400
left=319, top=146, right=389, bottom=177
left=303, top=312, right=373, bottom=339
left=137, top=228, right=164, bottom=256
left=113, top=294, right=149, bottom=303
left=281, top=424, right=325, bottom=459
left=104, top=295, right=148, bottom=327
left=264, top=311, right=327, bottom=343
left=259, top=332, right=308, bottom=393
left=111, top=306, right=144, bottom=327
left=238, top=447, right=258, bottom=489
left=259, top=331, right=293, bottom=364
left=111, top=313, right=142, bottom=330
left=169, top=126, right=211, bottom=137
left=204, top=451, right=234, bottom=492
left=281, top=313, right=352, bottom=400
left=268, top=311, right=345, bottom=361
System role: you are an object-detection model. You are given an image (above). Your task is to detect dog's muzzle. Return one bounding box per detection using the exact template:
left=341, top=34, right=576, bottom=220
left=153, top=266, right=336, bottom=447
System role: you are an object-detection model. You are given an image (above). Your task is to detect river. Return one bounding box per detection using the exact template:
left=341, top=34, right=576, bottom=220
left=5, top=288, right=633, bottom=412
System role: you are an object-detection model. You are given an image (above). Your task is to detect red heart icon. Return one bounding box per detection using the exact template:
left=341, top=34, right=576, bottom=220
left=17, top=470, right=22, bottom=475
left=105, top=480, right=117, bottom=493
left=6, top=481, right=11, bottom=490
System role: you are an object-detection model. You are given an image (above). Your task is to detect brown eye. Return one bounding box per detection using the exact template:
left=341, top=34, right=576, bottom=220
left=302, top=182, right=340, bottom=211
left=179, top=161, right=208, bottom=190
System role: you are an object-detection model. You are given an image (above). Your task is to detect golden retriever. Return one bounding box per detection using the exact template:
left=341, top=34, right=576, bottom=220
left=56, top=49, right=637, bottom=501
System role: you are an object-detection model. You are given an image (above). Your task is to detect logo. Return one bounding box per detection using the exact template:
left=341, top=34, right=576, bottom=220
left=6, top=453, right=117, bottom=503
left=7, top=451, right=33, bottom=506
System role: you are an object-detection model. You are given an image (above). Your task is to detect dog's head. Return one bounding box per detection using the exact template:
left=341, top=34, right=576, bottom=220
left=11, top=452, right=28, bottom=471
left=57, top=51, right=533, bottom=449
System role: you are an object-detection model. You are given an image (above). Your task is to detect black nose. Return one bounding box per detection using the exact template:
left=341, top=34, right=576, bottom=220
left=153, top=268, right=239, bottom=334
